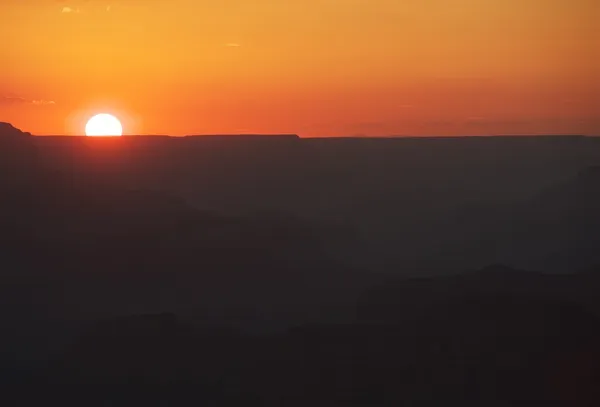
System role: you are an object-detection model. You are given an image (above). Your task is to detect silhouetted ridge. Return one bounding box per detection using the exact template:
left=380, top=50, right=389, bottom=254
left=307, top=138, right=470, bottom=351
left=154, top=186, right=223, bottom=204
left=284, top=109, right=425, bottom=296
left=184, top=134, right=299, bottom=140
left=0, top=122, right=31, bottom=138
left=0, top=123, right=38, bottom=189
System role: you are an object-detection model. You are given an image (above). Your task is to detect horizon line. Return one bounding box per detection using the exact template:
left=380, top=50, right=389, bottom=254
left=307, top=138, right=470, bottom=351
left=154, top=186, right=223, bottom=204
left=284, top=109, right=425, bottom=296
left=31, top=134, right=596, bottom=139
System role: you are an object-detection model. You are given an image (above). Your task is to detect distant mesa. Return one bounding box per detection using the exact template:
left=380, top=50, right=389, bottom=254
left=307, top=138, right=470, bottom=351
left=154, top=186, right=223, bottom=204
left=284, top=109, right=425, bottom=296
left=186, top=134, right=298, bottom=137
left=183, top=134, right=300, bottom=142
left=0, top=122, right=31, bottom=138
left=0, top=123, right=301, bottom=140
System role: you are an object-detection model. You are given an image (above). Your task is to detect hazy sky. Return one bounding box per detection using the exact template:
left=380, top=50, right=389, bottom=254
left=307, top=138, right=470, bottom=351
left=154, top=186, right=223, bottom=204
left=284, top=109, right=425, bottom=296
left=0, top=0, right=598, bottom=136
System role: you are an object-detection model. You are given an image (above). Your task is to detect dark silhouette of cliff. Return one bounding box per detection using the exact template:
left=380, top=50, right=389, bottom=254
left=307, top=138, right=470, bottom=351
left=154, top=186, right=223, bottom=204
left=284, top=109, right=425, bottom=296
left=0, top=122, right=32, bottom=138
left=1, top=123, right=600, bottom=405
left=24, top=131, right=600, bottom=272
left=0, top=124, right=367, bottom=363
left=0, top=122, right=36, bottom=184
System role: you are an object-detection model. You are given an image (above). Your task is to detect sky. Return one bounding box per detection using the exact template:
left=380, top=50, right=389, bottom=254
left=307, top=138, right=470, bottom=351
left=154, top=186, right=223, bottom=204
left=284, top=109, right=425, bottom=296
left=0, top=0, right=598, bottom=136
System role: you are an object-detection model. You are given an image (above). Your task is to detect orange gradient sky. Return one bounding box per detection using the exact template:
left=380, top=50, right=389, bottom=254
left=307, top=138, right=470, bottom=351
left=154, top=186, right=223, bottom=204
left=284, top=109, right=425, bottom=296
left=1, top=0, right=598, bottom=136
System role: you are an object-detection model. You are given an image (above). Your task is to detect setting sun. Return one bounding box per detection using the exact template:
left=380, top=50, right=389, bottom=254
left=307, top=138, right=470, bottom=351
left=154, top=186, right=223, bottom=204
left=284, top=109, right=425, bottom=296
left=85, top=114, right=123, bottom=137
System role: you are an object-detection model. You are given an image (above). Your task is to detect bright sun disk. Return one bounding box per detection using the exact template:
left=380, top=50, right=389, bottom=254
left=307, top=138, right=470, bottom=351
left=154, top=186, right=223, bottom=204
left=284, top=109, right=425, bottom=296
left=85, top=114, right=123, bottom=136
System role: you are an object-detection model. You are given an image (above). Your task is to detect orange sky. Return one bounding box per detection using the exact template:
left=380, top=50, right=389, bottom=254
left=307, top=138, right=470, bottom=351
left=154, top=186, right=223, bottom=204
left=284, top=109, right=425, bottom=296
left=1, top=0, right=598, bottom=136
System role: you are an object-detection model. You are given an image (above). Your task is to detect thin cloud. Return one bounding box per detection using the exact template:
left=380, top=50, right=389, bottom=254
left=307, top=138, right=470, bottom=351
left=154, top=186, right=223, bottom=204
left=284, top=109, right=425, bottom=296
left=32, top=100, right=56, bottom=105
left=225, top=43, right=242, bottom=47
left=61, top=6, right=80, bottom=14
left=1, top=96, right=27, bottom=104
left=1, top=96, right=56, bottom=106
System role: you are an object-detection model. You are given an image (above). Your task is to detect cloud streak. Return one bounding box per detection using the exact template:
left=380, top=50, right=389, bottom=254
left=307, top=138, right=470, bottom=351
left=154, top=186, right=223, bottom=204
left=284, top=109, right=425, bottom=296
left=57, top=1, right=113, bottom=14
left=61, top=6, right=80, bottom=13
left=1, top=96, right=56, bottom=106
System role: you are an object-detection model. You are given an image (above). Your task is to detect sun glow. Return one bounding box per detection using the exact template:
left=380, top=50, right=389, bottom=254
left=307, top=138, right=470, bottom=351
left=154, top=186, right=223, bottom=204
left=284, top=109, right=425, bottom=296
left=85, top=114, right=123, bottom=136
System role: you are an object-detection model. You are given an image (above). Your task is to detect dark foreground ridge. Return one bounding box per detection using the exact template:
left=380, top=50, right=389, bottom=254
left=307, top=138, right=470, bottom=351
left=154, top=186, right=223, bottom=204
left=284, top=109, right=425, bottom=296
left=1, top=123, right=600, bottom=406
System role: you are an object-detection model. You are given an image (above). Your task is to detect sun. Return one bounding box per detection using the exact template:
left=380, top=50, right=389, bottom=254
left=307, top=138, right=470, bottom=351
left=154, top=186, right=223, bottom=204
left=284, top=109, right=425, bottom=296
left=85, top=114, right=123, bottom=137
